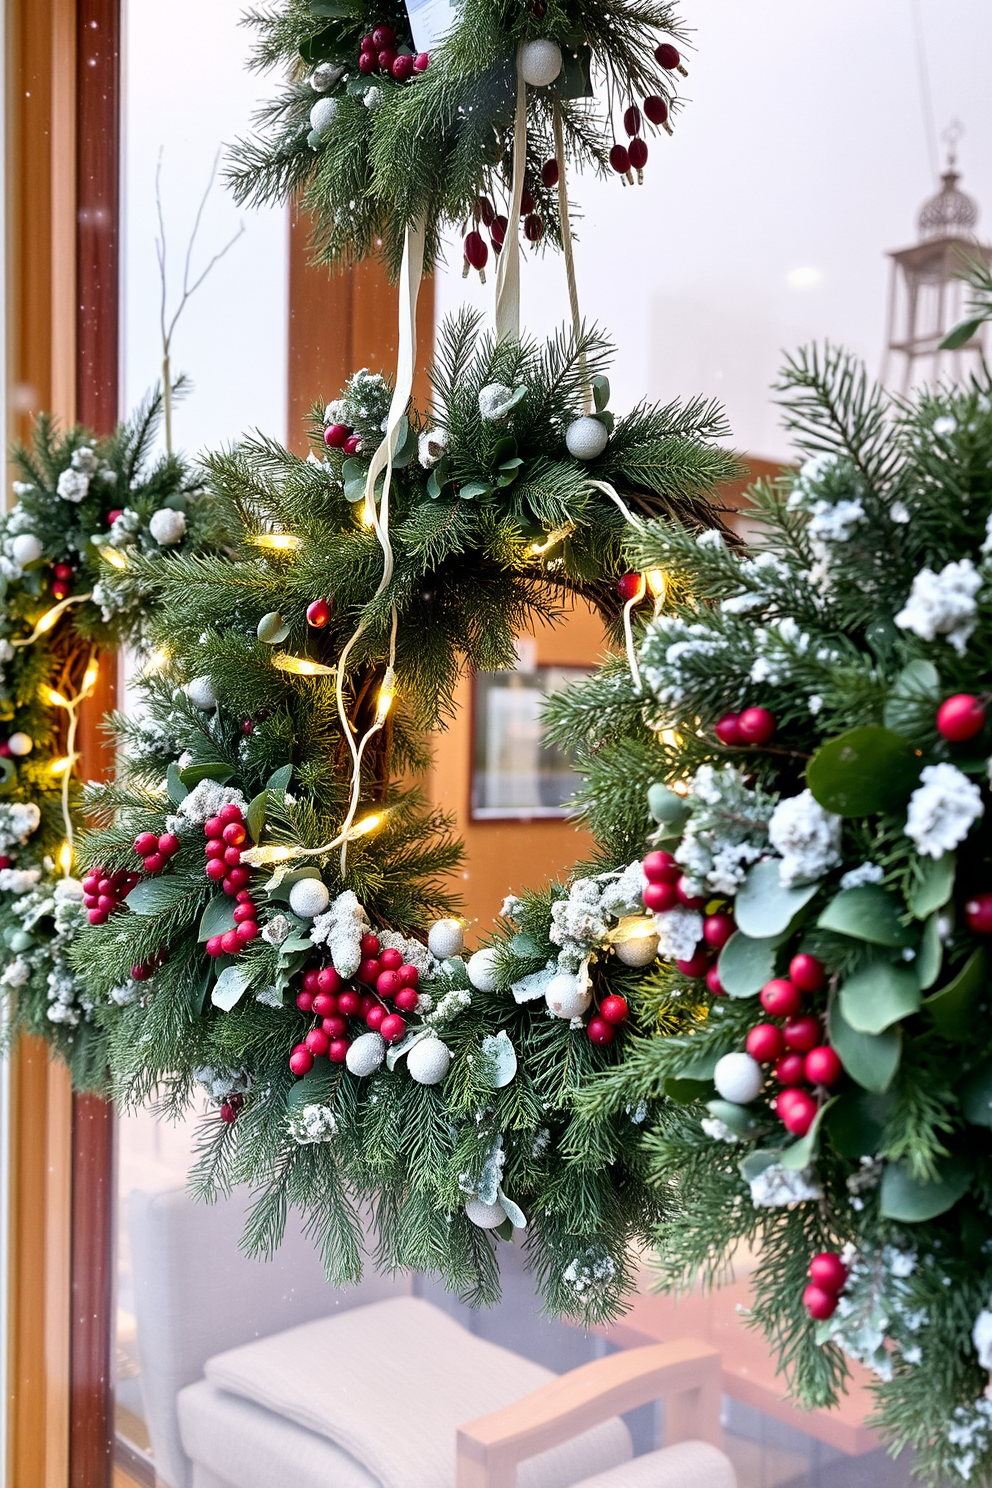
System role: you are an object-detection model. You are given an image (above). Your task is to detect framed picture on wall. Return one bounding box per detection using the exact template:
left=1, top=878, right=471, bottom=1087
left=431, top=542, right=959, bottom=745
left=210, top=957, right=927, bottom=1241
left=471, top=659, right=592, bottom=820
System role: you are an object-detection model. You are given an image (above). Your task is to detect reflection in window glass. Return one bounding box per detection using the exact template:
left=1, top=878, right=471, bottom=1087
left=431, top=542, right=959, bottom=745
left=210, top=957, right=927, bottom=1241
left=472, top=665, right=591, bottom=819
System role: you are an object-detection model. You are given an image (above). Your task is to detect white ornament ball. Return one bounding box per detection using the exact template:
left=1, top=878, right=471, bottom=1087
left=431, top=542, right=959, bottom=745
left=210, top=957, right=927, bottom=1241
left=186, top=676, right=217, bottom=710
left=713, top=1052, right=764, bottom=1105
left=10, top=534, right=43, bottom=567
left=614, top=930, right=660, bottom=968
left=7, top=733, right=32, bottom=757
left=428, top=918, right=464, bottom=959
left=465, top=1197, right=505, bottom=1229
left=289, top=877, right=332, bottom=920
left=148, top=507, right=187, bottom=546
left=346, top=1031, right=386, bottom=1078
left=545, top=971, right=592, bottom=1021
left=519, top=38, right=563, bottom=87
left=406, top=1037, right=451, bottom=1086
left=565, top=416, right=609, bottom=461
left=309, top=97, right=338, bottom=135
left=467, top=947, right=500, bottom=993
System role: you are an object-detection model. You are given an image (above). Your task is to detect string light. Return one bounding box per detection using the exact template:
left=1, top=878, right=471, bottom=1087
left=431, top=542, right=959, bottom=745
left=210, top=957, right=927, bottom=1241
left=41, top=686, right=71, bottom=710
left=97, top=547, right=128, bottom=571
left=375, top=668, right=396, bottom=723
left=253, top=532, right=301, bottom=553
left=140, top=646, right=171, bottom=676
left=82, top=658, right=100, bottom=692
left=645, top=568, right=667, bottom=601
left=348, top=813, right=382, bottom=840
left=10, top=592, right=92, bottom=648
left=241, top=844, right=296, bottom=867
left=528, top=525, right=574, bottom=557
left=245, top=811, right=387, bottom=870
left=271, top=653, right=336, bottom=677
left=57, top=842, right=73, bottom=874
left=49, top=757, right=74, bottom=776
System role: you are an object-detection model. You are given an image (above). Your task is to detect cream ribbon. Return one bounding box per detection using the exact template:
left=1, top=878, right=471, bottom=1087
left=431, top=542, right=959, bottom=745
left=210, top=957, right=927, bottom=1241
left=494, top=53, right=528, bottom=343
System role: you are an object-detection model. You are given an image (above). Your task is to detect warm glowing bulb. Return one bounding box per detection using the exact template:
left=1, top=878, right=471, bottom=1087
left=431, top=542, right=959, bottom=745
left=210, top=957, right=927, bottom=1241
left=82, top=660, right=100, bottom=691
left=359, top=503, right=375, bottom=529
left=375, top=668, right=396, bottom=722
left=37, top=606, right=63, bottom=635
left=348, top=813, right=382, bottom=840
left=57, top=842, right=73, bottom=874
left=646, top=568, right=667, bottom=600
left=98, top=547, right=128, bottom=571
left=241, top=844, right=296, bottom=866
left=141, top=646, right=171, bottom=675
left=49, top=757, right=73, bottom=775
left=271, top=653, right=336, bottom=677
left=42, top=686, right=71, bottom=709
left=253, top=532, right=301, bottom=553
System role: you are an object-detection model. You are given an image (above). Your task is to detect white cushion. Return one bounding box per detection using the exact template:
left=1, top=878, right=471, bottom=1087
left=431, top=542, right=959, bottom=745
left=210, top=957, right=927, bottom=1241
left=573, top=1441, right=736, bottom=1488
left=201, top=1296, right=631, bottom=1488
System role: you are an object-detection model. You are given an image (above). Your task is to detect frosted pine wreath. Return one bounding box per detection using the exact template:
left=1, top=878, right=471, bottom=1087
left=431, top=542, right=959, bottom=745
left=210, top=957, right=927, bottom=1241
left=545, top=347, right=992, bottom=1483
left=68, top=320, right=736, bottom=1318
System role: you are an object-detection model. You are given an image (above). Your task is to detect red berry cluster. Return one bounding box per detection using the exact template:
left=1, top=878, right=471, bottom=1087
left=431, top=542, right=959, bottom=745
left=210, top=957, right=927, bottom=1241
left=82, top=865, right=141, bottom=925
left=356, top=23, right=427, bottom=81
left=206, top=892, right=260, bottom=958
left=608, top=46, right=682, bottom=190
left=803, top=1251, right=848, bottom=1320
left=714, top=706, right=776, bottom=747
left=131, top=948, right=168, bottom=981
left=642, top=850, right=732, bottom=996
left=289, top=933, right=420, bottom=1073
left=203, top=803, right=253, bottom=897
left=745, top=955, right=841, bottom=1137
left=133, top=828, right=181, bottom=876
left=468, top=189, right=544, bottom=277
left=936, top=692, right=987, bottom=743
left=324, top=422, right=363, bottom=455
left=586, top=993, right=629, bottom=1047
left=50, top=560, right=75, bottom=603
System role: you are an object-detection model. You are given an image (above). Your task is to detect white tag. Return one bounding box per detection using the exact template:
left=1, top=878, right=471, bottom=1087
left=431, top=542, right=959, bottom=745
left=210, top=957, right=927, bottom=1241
left=405, top=0, right=457, bottom=54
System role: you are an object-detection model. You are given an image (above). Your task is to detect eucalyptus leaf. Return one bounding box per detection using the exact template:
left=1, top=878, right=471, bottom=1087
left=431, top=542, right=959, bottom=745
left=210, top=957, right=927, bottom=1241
left=480, top=1030, right=517, bottom=1088
left=179, top=762, right=234, bottom=788
left=166, top=761, right=189, bottom=804
left=458, top=481, right=493, bottom=500
left=939, top=317, right=987, bottom=352
left=807, top=726, right=922, bottom=816
left=925, top=948, right=987, bottom=1040
left=498, top=1191, right=527, bottom=1229
left=246, top=790, right=268, bottom=843
left=829, top=1002, right=901, bottom=1092
left=734, top=858, right=819, bottom=938
left=211, top=963, right=256, bottom=1012
left=592, top=375, right=610, bottom=412
left=717, top=932, right=779, bottom=998
left=780, top=1098, right=836, bottom=1170
left=883, top=659, right=941, bottom=735
left=817, top=886, right=914, bottom=947
left=391, top=418, right=417, bottom=468
left=839, top=961, right=920, bottom=1034
left=664, top=1076, right=711, bottom=1104
left=960, top=1060, right=992, bottom=1127
left=916, top=913, right=942, bottom=990
left=705, top=1099, right=759, bottom=1136
left=738, top=1149, right=781, bottom=1184
left=266, top=764, right=293, bottom=794
left=510, top=931, right=545, bottom=959
left=256, top=611, right=291, bottom=645
left=908, top=852, right=955, bottom=919
left=198, top=896, right=237, bottom=943
left=124, top=877, right=193, bottom=917
left=879, top=1156, right=971, bottom=1222
left=648, top=784, right=691, bottom=829
left=824, top=1090, right=895, bottom=1156
left=286, top=1056, right=334, bottom=1107
left=676, top=1049, right=720, bottom=1082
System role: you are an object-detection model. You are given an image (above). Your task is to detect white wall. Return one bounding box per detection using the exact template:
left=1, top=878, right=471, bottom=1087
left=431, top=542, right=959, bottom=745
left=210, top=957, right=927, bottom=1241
left=436, top=0, right=992, bottom=461
left=122, top=1, right=288, bottom=455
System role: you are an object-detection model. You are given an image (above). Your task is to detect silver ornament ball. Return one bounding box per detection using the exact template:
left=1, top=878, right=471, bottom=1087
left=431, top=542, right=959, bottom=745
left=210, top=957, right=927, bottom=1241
left=428, top=918, right=464, bottom=959
left=467, top=947, right=500, bottom=993
left=11, top=534, right=43, bottom=567
left=519, top=38, right=562, bottom=87
left=346, top=1031, right=386, bottom=1078
left=186, top=676, right=217, bottom=711
left=465, top=1197, right=505, bottom=1230
left=406, top=1037, right=451, bottom=1086
left=565, top=416, right=609, bottom=461
left=288, top=877, right=332, bottom=920
left=7, top=733, right=33, bottom=757
left=713, top=1052, right=764, bottom=1105
left=544, top=971, right=592, bottom=1021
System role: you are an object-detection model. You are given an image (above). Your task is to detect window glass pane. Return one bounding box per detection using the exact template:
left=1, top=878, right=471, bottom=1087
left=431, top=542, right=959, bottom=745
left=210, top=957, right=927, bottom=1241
left=472, top=666, right=591, bottom=818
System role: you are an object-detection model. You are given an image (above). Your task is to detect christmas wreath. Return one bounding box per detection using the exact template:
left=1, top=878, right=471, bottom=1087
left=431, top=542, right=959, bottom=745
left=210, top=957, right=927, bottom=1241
left=230, top=0, right=689, bottom=273
left=68, top=319, right=736, bottom=1320
left=0, top=393, right=230, bottom=1081
left=528, top=346, right=992, bottom=1482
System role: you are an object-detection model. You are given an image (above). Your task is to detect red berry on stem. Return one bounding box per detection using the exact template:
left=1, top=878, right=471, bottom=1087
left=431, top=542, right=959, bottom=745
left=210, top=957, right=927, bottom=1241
left=337, top=990, right=362, bottom=1018
left=643, top=881, right=678, bottom=913
left=774, top=1053, right=807, bottom=1086
left=324, top=423, right=350, bottom=448
left=305, top=1028, right=330, bottom=1057
left=617, top=571, right=644, bottom=603
left=490, top=215, right=508, bottom=249
left=296, top=990, right=314, bottom=1012
left=746, top=1023, right=785, bottom=1063
left=655, top=42, right=681, bottom=69
left=360, top=933, right=381, bottom=957
left=394, top=987, right=419, bottom=1012
left=158, top=832, right=181, bottom=857
left=803, top=1284, right=838, bottom=1321
left=233, top=901, right=256, bottom=924
left=225, top=866, right=250, bottom=891
left=644, top=850, right=680, bottom=884
left=379, top=947, right=403, bottom=971
left=107, top=509, right=123, bottom=524
left=134, top=831, right=158, bottom=857
left=323, top=1015, right=347, bottom=1038
left=809, top=1252, right=848, bottom=1293
left=966, top=894, right=992, bottom=934
left=523, top=214, right=544, bottom=242
left=371, top=23, right=394, bottom=46
left=380, top=1013, right=406, bottom=1043
left=464, top=230, right=488, bottom=272
left=705, top=965, right=725, bottom=996
left=760, top=978, right=802, bottom=1018
left=205, top=839, right=224, bottom=861
left=359, top=957, right=382, bottom=984
left=223, top=848, right=242, bottom=870
left=143, top=852, right=166, bottom=875
left=789, top=953, right=826, bottom=992
left=289, top=1046, right=314, bottom=1076
left=328, top=1038, right=351, bottom=1063
left=360, top=32, right=375, bottom=49
left=131, top=963, right=151, bottom=981
left=203, top=858, right=224, bottom=880
left=221, top=930, right=240, bottom=956
left=805, top=1045, right=842, bottom=1087
left=643, top=95, right=668, bottom=126
left=51, top=580, right=70, bottom=601
left=587, top=1016, right=615, bottom=1045
left=676, top=877, right=707, bottom=910
left=218, top=804, right=243, bottom=825
left=344, top=435, right=362, bottom=455
left=54, top=562, right=73, bottom=580
left=222, top=822, right=247, bottom=847
left=737, top=707, right=776, bottom=745
left=412, top=51, right=429, bottom=71
left=306, top=598, right=331, bottom=628
left=377, top=47, right=397, bottom=71
left=519, top=188, right=535, bottom=216
left=714, top=713, right=745, bottom=746
left=391, top=53, right=414, bottom=80
left=600, top=994, right=629, bottom=1026
left=780, top=1089, right=817, bottom=1136
left=219, top=1100, right=239, bottom=1124
left=541, top=158, right=559, bottom=188
left=937, top=694, right=987, bottom=742
left=236, top=920, right=259, bottom=945
left=784, top=1014, right=821, bottom=1053
left=303, top=969, right=321, bottom=994
left=703, top=912, right=735, bottom=950
left=609, top=143, right=631, bottom=176
left=242, top=719, right=254, bottom=736
left=312, top=992, right=337, bottom=1018
left=477, top=196, right=495, bottom=226
left=96, top=894, right=115, bottom=913
left=377, top=970, right=401, bottom=999
left=398, top=963, right=419, bottom=988
left=675, top=948, right=709, bottom=979
left=358, top=50, right=377, bottom=72
left=627, top=137, right=648, bottom=177
left=205, top=817, right=223, bottom=839
left=623, top=104, right=642, bottom=136
left=365, top=1004, right=386, bottom=1031
left=88, top=908, right=108, bottom=925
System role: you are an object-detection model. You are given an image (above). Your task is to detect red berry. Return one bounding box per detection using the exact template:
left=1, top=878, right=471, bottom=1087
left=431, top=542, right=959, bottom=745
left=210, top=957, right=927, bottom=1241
left=296, top=990, right=314, bottom=1012
left=218, top=804, right=243, bottom=825
left=206, top=859, right=227, bottom=883
left=394, top=988, right=419, bottom=1012
left=337, top=990, right=362, bottom=1018
left=464, top=229, right=488, bottom=271
left=805, top=1046, right=843, bottom=1086
left=490, top=215, right=508, bottom=249
left=703, top=912, right=735, bottom=950
left=96, top=894, right=115, bottom=913
left=676, top=877, right=707, bottom=910
left=289, top=1046, right=314, bottom=1076
left=519, top=188, right=535, bottom=215
left=412, top=51, right=429, bottom=71
left=359, top=957, right=382, bottom=984
left=143, top=853, right=166, bottom=875
left=236, top=920, right=259, bottom=944
left=84, top=894, right=100, bottom=909
left=325, top=423, right=350, bottom=447
left=803, top=1284, right=838, bottom=1321
left=306, top=599, right=330, bottom=628
left=131, top=963, right=151, bottom=981
left=97, top=878, right=113, bottom=895
left=88, top=908, right=108, bottom=925
left=328, top=1038, right=351, bottom=1063
left=965, top=894, right=992, bottom=934
left=303, top=969, right=321, bottom=994
left=617, top=571, right=643, bottom=602
left=643, top=850, right=680, bottom=884
left=316, top=966, right=343, bottom=996
left=937, top=694, right=987, bottom=742
left=51, top=580, right=70, bottom=601
left=236, top=889, right=254, bottom=903
left=780, top=1089, right=817, bottom=1136
left=305, top=1028, right=330, bottom=1057
left=714, top=713, right=745, bottom=746
left=737, top=707, right=776, bottom=745
left=222, top=822, right=247, bottom=847
left=643, top=95, right=668, bottom=125
left=783, top=1014, right=821, bottom=1053
left=705, top=965, right=725, bottom=996
left=599, top=994, right=629, bottom=1026
left=623, top=104, right=642, bottom=136
left=134, top=831, right=158, bottom=857
left=541, top=158, right=559, bottom=188
left=377, top=48, right=397, bottom=71
left=223, top=846, right=242, bottom=868
left=391, top=52, right=414, bottom=80
left=204, top=817, right=223, bottom=838
left=398, top=963, right=419, bottom=988
left=158, top=832, right=181, bottom=857
left=219, top=1100, right=240, bottom=1124
left=523, top=214, right=544, bottom=242
left=312, top=992, right=337, bottom=1018
left=360, top=993, right=376, bottom=1014
left=0, top=744, right=11, bottom=758
left=477, top=196, right=496, bottom=226
left=221, top=930, right=240, bottom=956
left=205, top=839, right=225, bottom=860
left=587, top=1016, right=615, bottom=1045
left=365, top=1004, right=386, bottom=1031
left=233, top=901, right=256, bottom=924
left=380, top=1013, right=406, bottom=1043
left=107, top=508, right=124, bottom=524
left=655, top=42, right=681, bottom=68
left=760, top=978, right=802, bottom=1018
left=358, top=50, right=377, bottom=73
left=675, top=948, right=709, bottom=979
left=82, top=874, right=100, bottom=893
left=53, top=562, right=73, bottom=580
left=809, top=1252, right=848, bottom=1293
left=206, top=936, right=225, bottom=958
left=360, top=32, right=375, bottom=49
left=371, top=23, right=394, bottom=46
left=746, top=1023, right=785, bottom=1063
left=225, top=866, right=250, bottom=891
left=609, top=143, right=630, bottom=176
left=789, top=953, right=826, bottom=993
left=322, top=1015, right=347, bottom=1038
left=360, top=933, right=381, bottom=957
left=643, top=881, right=678, bottom=913
left=379, top=947, right=403, bottom=971
left=774, top=1053, right=807, bottom=1086
left=377, top=970, right=401, bottom=999
left=628, top=137, right=648, bottom=171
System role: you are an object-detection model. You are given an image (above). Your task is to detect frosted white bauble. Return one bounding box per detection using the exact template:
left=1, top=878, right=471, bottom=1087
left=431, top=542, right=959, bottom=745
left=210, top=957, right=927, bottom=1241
left=614, top=931, right=660, bottom=968
left=565, top=416, right=609, bottom=461
left=467, top=947, right=500, bottom=993
left=311, top=61, right=344, bottom=91
left=149, top=507, right=186, bottom=546
left=11, top=534, right=43, bottom=566
left=545, top=971, right=592, bottom=1021
left=406, top=1037, right=451, bottom=1086
left=309, top=97, right=338, bottom=135
left=289, top=878, right=332, bottom=920
left=465, top=1197, right=505, bottom=1229
left=713, top=1052, right=764, bottom=1105
left=346, top=1031, right=386, bottom=1078
left=428, top=918, right=464, bottom=959
left=519, top=38, right=562, bottom=87
left=186, top=676, right=217, bottom=710
left=7, top=733, right=33, bottom=757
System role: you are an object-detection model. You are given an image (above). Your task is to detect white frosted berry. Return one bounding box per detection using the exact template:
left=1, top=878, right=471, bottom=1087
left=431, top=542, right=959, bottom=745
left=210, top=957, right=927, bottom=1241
left=7, top=733, right=33, bottom=757
left=467, top=947, right=500, bottom=992
left=406, top=1037, right=451, bottom=1086
left=185, top=676, right=217, bottom=710
left=544, top=971, right=592, bottom=1020
left=346, top=1032, right=385, bottom=1078
left=465, top=1197, right=505, bottom=1229
left=565, top=417, right=609, bottom=461
left=289, top=877, right=332, bottom=920
left=309, top=98, right=338, bottom=136
left=519, top=39, right=562, bottom=87
left=10, top=534, right=43, bottom=566
left=713, top=1052, right=764, bottom=1105
left=427, top=918, right=464, bottom=959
